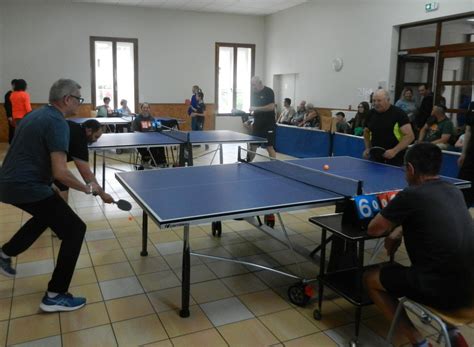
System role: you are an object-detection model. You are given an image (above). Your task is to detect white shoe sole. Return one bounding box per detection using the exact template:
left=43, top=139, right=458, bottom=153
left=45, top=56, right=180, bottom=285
left=39, top=302, right=86, bottom=312
left=0, top=267, right=15, bottom=278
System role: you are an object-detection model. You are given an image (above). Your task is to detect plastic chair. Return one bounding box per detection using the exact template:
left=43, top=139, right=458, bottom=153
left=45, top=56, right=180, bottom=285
left=386, top=297, right=474, bottom=347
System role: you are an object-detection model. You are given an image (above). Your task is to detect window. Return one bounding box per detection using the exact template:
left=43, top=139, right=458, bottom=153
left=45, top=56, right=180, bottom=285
left=215, top=43, right=255, bottom=115
left=90, top=37, right=138, bottom=111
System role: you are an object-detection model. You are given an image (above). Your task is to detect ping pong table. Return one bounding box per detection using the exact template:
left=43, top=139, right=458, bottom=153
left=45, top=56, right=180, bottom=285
left=115, top=152, right=470, bottom=318
left=90, top=130, right=267, bottom=189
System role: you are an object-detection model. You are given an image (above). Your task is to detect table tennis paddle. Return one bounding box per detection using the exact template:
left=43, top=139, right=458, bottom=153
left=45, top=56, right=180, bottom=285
left=368, top=146, right=386, bottom=163
left=114, top=199, right=132, bottom=211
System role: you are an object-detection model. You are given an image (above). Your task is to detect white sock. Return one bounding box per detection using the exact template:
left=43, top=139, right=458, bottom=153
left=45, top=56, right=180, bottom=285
left=0, top=248, right=10, bottom=259
left=47, top=291, right=59, bottom=298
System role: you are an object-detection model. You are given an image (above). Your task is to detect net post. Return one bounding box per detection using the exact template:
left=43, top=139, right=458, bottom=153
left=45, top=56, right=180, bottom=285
left=237, top=146, right=246, bottom=163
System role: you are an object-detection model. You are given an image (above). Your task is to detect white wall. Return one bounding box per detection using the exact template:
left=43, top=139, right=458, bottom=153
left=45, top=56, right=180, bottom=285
left=264, top=0, right=473, bottom=109
left=0, top=3, right=4, bottom=87
left=0, top=3, right=265, bottom=104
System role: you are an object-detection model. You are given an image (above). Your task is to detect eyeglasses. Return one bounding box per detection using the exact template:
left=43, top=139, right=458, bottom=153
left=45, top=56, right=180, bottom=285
left=69, top=95, right=84, bottom=104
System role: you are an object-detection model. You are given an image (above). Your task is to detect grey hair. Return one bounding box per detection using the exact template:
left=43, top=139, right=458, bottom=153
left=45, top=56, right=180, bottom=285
left=306, top=103, right=314, bottom=109
left=251, top=76, right=262, bottom=84
left=374, top=89, right=390, bottom=101
left=49, top=79, right=81, bottom=103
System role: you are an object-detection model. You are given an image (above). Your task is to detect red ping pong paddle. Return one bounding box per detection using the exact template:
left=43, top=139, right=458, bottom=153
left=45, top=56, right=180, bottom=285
left=368, top=146, right=386, bottom=163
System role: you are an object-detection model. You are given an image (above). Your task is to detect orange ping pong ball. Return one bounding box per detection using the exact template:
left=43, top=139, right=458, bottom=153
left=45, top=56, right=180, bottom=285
left=323, top=164, right=330, bottom=171
left=128, top=216, right=133, bottom=221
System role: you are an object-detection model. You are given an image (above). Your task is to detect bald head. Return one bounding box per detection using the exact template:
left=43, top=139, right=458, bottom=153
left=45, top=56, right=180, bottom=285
left=373, top=89, right=391, bottom=113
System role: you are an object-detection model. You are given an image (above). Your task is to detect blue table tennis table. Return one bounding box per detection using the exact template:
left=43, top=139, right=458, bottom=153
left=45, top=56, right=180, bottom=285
left=90, top=130, right=266, bottom=189
left=69, top=116, right=183, bottom=133
left=115, top=153, right=469, bottom=318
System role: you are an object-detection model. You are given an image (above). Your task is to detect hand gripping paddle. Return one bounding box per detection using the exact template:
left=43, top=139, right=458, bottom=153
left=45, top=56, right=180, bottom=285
left=114, top=199, right=132, bottom=211
left=368, top=146, right=386, bottom=163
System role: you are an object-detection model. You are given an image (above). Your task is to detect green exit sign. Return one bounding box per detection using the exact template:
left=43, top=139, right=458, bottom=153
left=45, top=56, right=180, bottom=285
left=425, top=2, right=439, bottom=12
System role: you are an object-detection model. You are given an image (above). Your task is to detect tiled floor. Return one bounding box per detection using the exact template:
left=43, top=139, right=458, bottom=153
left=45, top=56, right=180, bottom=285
left=0, top=142, right=473, bottom=346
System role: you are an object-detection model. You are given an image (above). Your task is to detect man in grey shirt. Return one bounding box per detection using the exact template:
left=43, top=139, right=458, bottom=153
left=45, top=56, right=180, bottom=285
left=0, top=79, right=101, bottom=312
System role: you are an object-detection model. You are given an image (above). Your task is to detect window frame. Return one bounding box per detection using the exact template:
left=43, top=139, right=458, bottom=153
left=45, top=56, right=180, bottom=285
left=215, top=42, right=256, bottom=116
left=90, top=36, right=139, bottom=111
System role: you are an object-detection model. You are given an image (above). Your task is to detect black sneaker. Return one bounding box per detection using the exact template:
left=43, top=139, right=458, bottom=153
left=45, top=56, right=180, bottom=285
left=0, top=253, right=16, bottom=278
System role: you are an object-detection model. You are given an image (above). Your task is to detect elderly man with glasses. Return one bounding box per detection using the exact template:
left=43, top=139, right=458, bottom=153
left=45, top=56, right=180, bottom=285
left=0, top=79, right=99, bottom=312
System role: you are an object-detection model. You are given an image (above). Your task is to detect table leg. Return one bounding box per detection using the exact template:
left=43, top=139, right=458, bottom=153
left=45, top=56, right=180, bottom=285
left=180, top=224, right=191, bottom=318
left=93, top=151, right=97, bottom=175
left=318, top=228, right=327, bottom=313
left=102, top=150, right=106, bottom=191
left=219, top=144, right=223, bottom=164
left=141, top=211, right=148, bottom=256
left=354, top=240, right=365, bottom=341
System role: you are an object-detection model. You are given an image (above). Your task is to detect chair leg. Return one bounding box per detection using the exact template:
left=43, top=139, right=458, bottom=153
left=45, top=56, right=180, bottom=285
left=386, top=297, right=407, bottom=345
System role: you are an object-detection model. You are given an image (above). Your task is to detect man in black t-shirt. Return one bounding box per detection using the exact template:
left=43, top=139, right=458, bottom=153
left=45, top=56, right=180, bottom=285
left=54, top=119, right=113, bottom=204
left=458, top=104, right=474, bottom=206
left=364, top=143, right=474, bottom=347
left=248, top=76, right=276, bottom=161
left=363, top=89, right=415, bottom=166
left=415, top=84, right=434, bottom=132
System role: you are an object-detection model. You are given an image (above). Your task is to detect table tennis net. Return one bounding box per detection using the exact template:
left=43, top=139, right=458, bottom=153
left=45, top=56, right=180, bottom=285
left=241, top=149, right=362, bottom=197
left=160, top=127, right=190, bottom=143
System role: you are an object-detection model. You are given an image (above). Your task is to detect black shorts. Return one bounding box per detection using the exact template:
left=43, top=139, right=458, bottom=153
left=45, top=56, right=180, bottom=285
left=252, top=115, right=276, bottom=147
left=53, top=180, right=69, bottom=192
left=380, top=264, right=470, bottom=310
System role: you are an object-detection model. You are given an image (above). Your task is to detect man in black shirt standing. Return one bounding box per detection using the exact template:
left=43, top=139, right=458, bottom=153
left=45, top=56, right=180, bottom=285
left=458, top=104, right=474, bottom=206
left=248, top=76, right=276, bottom=161
left=415, top=84, right=434, bottom=133
left=54, top=119, right=113, bottom=204
left=364, top=143, right=474, bottom=347
left=363, top=89, right=414, bottom=166
left=3, top=79, right=17, bottom=143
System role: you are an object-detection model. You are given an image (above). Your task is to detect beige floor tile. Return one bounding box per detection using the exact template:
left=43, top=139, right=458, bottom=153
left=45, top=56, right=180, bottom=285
left=147, top=286, right=196, bottom=313
left=363, top=316, right=409, bottom=347
left=260, top=308, right=320, bottom=341
left=239, top=289, right=291, bottom=316
left=90, top=248, right=127, bottom=266
left=0, top=297, right=11, bottom=321
left=94, top=261, right=134, bottom=281
left=60, top=302, right=110, bottom=333
left=0, top=279, right=13, bottom=298
left=143, top=339, right=173, bottom=347
left=13, top=274, right=49, bottom=296
left=69, top=282, right=103, bottom=304
left=171, top=328, right=227, bottom=347
left=148, top=230, right=181, bottom=243
left=16, top=246, right=53, bottom=264
left=69, top=267, right=97, bottom=287
left=106, top=294, right=154, bottom=322
left=10, top=292, right=43, bottom=318
left=8, top=313, right=60, bottom=345
left=76, top=253, right=93, bottom=269
left=217, top=318, right=279, bottom=346
left=297, top=300, right=354, bottom=330
left=284, top=331, right=337, bottom=346
left=0, top=321, right=7, bottom=346
left=87, top=238, right=121, bottom=253
left=221, top=273, right=268, bottom=295
left=62, top=324, right=117, bottom=347
left=130, top=256, right=170, bottom=275
left=138, top=270, right=181, bottom=292
left=158, top=305, right=213, bottom=338
left=190, top=279, right=234, bottom=304
left=113, top=314, right=168, bottom=345
left=117, top=235, right=152, bottom=248
left=86, top=220, right=112, bottom=231
left=174, top=264, right=217, bottom=284
left=124, top=245, right=160, bottom=260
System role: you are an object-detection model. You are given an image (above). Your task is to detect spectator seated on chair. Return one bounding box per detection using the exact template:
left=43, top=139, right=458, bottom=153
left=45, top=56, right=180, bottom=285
left=363, top=143, right=474, bottom=347
left=290, top=100, right=307, bottom=126
left=417, top=105, right=455, bottom=150
left=277, top=98, right=296, bottom=125
left=335, top=111, right=350, bottom=133
left=132, top=102, right=167, bottom=167
left=299, top=103, right=320, bottom=128
left=349, top=101, right=370, bottom=136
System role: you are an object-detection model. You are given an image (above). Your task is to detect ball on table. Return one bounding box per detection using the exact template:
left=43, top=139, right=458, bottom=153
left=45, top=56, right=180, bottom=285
left=128, top=216, right=133, bottom=221
left=323, top=164, right=330, bottom=171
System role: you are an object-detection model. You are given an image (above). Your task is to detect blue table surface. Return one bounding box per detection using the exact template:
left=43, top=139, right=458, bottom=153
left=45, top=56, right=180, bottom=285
left=90, top=130, right=266, bottom=149
left=116, top=156, right=467, bottom=225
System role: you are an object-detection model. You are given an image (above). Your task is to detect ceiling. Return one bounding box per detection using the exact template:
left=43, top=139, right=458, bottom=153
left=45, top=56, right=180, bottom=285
left=2, top=0, right=311, bottom=16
